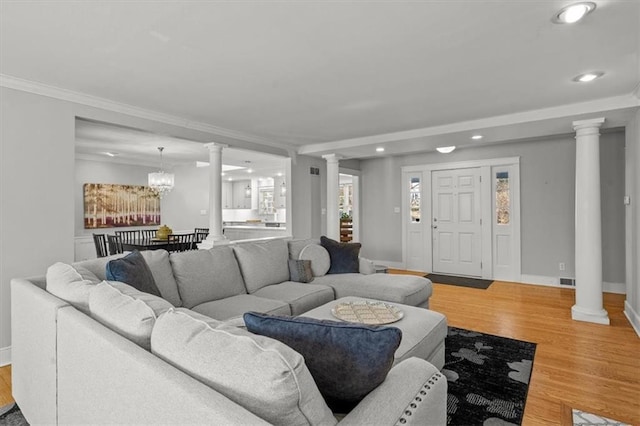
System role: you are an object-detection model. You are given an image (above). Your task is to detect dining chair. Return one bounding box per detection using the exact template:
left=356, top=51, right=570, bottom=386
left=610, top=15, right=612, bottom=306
left=107, top=234, right=124, bottom=255
left=92, top=233, right=109, bottom=258
left=194, top=227, right=209, bottom=243
left=168, top=233, right=195, bottom=252
left=115, top=230, right=140, bottom=243
left=140, top=229, right=158, bottom=242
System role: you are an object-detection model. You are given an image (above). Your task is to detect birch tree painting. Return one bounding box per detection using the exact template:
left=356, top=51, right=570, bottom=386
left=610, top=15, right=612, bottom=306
left=83, top=183, right=161, bottom=228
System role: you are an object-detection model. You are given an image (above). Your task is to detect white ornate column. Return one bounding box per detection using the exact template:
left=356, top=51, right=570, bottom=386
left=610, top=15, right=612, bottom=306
left=199, top=142, right=229, bottom=249
left=572, top=117, right=609, bottom=324
left=323, top=154, right=341, bottom=240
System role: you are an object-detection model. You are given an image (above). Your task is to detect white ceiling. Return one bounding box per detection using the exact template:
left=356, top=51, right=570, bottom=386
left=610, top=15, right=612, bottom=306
left=1, top=1, right=639, bottom=161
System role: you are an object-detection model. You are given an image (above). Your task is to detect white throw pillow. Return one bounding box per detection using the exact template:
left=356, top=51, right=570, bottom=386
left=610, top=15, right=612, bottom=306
left=89, top=281, right=173, bottom=350
left=299, top=244, right=331, bottom=277
left=46, top=262, right=101, bottom=314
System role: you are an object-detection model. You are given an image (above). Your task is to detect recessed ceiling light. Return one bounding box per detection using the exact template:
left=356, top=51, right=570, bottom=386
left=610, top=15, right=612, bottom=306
left=553, top=2, right=596, bottom=24
left=436, top=146, right=456, bottom=154
left=471, top=135, right=483, bottom=140
left=247, top=169, right=253, bottom=173
left=573, top=71, right=604, bottom=82
left=102, top=151, right=119, bottom=157
left=376, top=147, right=385, bottom=153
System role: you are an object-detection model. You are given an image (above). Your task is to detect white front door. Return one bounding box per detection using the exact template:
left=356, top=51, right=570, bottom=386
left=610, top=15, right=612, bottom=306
left=432, top=168, right=483, bottom=276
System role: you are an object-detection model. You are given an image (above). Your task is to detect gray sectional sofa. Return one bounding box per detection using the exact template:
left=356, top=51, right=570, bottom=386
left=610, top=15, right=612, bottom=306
left=11, top=238, right=447, bottom=425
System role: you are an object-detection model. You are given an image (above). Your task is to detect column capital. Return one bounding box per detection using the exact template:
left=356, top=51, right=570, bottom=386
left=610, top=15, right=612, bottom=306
left=322, top=153, right=343, bottom=163
left=572, top=117, right=605, bottom=132
left=204, top=142, right=229, bottom=152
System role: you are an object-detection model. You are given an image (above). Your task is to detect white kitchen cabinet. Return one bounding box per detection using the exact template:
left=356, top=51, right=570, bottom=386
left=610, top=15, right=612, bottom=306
left=273, top=176, right=287, bottom=208
left=232, top=180, right=252, bottom=209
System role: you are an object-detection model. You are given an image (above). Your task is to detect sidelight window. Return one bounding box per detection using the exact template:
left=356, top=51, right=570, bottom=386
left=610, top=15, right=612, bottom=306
left=496, top=171, right=510, bottom=224
left=410, top=177, right=421, bottom=222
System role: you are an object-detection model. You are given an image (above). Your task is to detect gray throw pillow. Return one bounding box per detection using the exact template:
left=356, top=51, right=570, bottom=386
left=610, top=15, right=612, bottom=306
left=106, top=250, right=161, bottom=297
left=244, top=312, right=402, bottom=413
left=320, top=236, right=361, bottom=274
left=288, top=259, right=314, bottom=283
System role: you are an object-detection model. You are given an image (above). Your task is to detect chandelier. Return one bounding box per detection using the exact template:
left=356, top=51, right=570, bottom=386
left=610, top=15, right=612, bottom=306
left=148, top=147, right=174, bottom=197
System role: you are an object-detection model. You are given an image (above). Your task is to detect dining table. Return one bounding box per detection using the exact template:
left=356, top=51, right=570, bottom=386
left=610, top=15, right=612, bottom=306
left=121, top=238, right=175, bottom=252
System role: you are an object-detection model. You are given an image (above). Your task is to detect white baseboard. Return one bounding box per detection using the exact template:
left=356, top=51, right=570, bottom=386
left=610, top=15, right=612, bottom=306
left=624, top=301, right=640, bottom=338
left=603, top=281, right=626, bottom=295
left=519, top=274, right=560, bottom=286
left=0, top=346, right=11, bottom=367
left=520, top=275, right=625, bottom=294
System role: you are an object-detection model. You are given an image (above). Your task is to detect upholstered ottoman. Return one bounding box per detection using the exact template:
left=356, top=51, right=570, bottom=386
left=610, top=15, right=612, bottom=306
left=300, top=296, right=447, bottom=370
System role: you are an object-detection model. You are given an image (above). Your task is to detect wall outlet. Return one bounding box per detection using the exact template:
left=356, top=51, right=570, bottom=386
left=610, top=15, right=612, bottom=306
left=559, top=262, right=565, bottom=271
left=394, top=207, right=400, bottom=213
left=200, top=209, right=207, bottom=215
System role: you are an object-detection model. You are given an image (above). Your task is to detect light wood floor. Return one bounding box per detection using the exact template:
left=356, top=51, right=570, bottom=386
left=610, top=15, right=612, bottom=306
left=1, top=273, right=638, bottom=424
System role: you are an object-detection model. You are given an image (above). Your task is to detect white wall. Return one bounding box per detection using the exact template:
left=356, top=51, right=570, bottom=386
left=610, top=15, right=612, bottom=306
left=625, top=110, right=640, bottom=335
left=1, top=88, right=75, bottom=362
left=359, top=131, right=626, bottom=284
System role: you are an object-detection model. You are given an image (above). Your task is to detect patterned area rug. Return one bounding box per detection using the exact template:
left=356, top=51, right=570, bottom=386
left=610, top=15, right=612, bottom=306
left=0, top=403, right=28, bottom=425
left=444, top=327, right=536, bottom=425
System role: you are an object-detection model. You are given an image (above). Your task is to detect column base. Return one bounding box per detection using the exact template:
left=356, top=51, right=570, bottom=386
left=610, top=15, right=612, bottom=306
left=197, top=235, right=229, bottom=249
left=571, top=305, right=610, bottom=325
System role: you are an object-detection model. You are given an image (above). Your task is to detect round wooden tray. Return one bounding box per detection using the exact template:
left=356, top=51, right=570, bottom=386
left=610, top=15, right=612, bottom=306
left=331, top=300, right=404, bottom=325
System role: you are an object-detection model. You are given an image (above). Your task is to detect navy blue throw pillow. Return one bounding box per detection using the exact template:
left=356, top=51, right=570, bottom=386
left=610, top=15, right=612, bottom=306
left=320, top=236, right=361, bottom=274
left=105, top=250, right=161, bottom=297
left=243, top=312, right=402, bottom=413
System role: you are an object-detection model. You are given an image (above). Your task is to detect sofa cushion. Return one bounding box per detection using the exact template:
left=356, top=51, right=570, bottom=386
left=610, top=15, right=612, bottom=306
left=170, top=247, right=246, bottom=309
left=289, top=259, right=314, bottom=283
left=105, top=251, right=162, bottom=297
left=89, top=281, right=173, bottom=350
left=151, top=309, right=336, bottom=426
left=313, top=273, right=431, bottom=307
left=232, top=239, right=289, bottom=293
left=139, top=250, right=183, bottom=307
left=252, top=282, right=335, bottom=315
left=72, top=253, right=126, bottom=280
left=244, top=312, right=402, bottom=413
left=299, top=244, right=331, bottom=277
left=46, top=262, right=101, bottom=314
left=191, top=294, right=291, bottom=321
left=320, top=236, right=361, bottom=274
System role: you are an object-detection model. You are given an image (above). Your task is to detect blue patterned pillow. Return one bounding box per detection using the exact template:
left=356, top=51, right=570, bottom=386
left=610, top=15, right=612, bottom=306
left=106, top=250, right=161, bottom=297
left=320, top=236, right=361, bottom=274
left=243, top=312, right=401, bottom=412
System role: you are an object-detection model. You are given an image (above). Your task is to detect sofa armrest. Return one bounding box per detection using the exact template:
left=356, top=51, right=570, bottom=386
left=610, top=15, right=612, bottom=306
left=338, top=357, right=447, bottom=426
left=11, top=278, right=70, bottom=425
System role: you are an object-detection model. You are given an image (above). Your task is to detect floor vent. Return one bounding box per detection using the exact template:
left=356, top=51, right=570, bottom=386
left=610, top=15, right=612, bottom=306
left=560, top=277, right=576, bottom=286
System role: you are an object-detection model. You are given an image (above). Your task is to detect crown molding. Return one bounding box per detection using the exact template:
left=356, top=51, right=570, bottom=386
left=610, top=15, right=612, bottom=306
left=298, top=94, right=640, bottom=155
left=0, top=74, right=294, bottom=151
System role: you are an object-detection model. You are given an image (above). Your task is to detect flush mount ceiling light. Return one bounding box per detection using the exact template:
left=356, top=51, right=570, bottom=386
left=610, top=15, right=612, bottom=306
left=376, top=147, right=385, bottom=153
left=553, top=2, right=596, bottom=24
left=436, top=146, right=456, bottom=154
left=572, top=71, right=604, bottom=82
left=471, top=135, right=483, bottom=140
